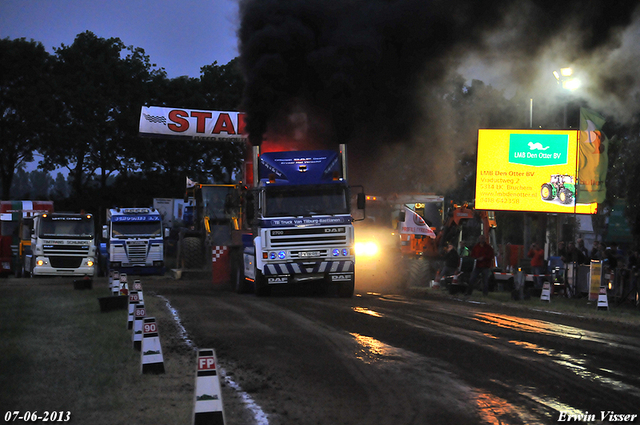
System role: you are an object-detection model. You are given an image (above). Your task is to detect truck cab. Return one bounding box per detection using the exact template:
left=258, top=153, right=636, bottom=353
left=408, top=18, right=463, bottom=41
left=103, top=207, right=168, bottom=275
left=240, top=145, right=364, bottom=297
left=29, top=212, right=96, bottom=277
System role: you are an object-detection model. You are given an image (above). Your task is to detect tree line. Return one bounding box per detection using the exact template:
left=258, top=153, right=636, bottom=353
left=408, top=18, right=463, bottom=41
left=1, top=31, right=245, bottom=214
left=2, top=32, right=640, bottom=243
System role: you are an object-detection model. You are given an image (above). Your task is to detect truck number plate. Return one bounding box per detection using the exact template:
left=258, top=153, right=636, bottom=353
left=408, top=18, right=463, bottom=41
left=299, top=251, right=320, bottom=258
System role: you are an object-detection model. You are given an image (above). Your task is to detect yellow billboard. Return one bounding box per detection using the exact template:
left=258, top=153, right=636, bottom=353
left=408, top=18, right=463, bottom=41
left=476, top=129, right=597, bottom=214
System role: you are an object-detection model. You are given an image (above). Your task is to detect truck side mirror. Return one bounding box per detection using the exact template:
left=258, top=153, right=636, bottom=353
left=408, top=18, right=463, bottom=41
left=356, top=193, right=366, bottom=210
left=102, top=225, right=108, bottom=239
left=398, top=211, right=406, bottom=222
left=164, top=228, right=170, bottom=238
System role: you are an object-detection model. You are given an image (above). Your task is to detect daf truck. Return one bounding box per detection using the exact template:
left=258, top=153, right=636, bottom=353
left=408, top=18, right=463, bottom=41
left=238, top=144, right=364, bottom=297
left=27, top=212, right=96, bottom=277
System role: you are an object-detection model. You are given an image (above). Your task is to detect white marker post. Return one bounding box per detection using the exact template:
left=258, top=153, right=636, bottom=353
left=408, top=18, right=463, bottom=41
left=540, top=281, right=551, bottom=302
left=119, top=273, right=129, bottom=295
left=127, top=292, right=140, bottom=330
left=193, top=349, right=226, bottom=425
left=133, top=280, right=144, bottom=302
left=132, top=303, right=146, bottom=350
left=141, top=317, right=165, bottom=374
left=596, top=286, right=609, bottom=311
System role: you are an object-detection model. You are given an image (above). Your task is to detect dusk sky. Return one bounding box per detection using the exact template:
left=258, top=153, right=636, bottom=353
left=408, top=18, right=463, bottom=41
left=0, top=0, right=240, bottom=78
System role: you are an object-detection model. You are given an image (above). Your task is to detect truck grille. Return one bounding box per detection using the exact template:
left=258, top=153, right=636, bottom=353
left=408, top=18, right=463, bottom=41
left=50, top=257, right=83, bottom=268
left=127, top=245, right=148, bottom=264
left=267, top=227, right=348, bottom=249
left=44, top=245, right=90, bottom=256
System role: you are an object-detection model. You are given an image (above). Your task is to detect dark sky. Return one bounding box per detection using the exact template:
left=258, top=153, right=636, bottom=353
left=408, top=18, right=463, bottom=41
left=0, top=0, right=240, bottom=78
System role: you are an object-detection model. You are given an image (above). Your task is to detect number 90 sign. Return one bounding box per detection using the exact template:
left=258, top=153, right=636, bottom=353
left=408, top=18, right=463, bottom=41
left=143, top=322, right=157, bottom=334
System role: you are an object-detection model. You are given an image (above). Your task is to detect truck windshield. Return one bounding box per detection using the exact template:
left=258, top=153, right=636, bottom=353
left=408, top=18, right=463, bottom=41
left=39, top=217, right=94, bottom=239
left=201, top=186, right=235, bottom=220
left=265, top=185, right=349, bottom=217
left=112, top=221, right=161, bottom=238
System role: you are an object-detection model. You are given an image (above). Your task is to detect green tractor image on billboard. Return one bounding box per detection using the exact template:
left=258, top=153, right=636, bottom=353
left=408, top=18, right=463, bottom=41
left=541, top=174, right=575, bottom=204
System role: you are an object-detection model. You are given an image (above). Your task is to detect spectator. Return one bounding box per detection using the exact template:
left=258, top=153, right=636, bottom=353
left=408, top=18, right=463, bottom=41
left=468, top=235, right=495, bottom=296
left=565, top=241, right=587, bottom=265
left=577, top=239, right=589, bottom=260
left=528, top=242, right=545, bottom=288
left=458, top=241, right=470, bottom=257
left=590, top=240, right=603, bottom=261
left=437, top=242, right=460, bottom=284
left=558, top=241, right=568, bottom=263
left=605, top=245, right=618, bottom=270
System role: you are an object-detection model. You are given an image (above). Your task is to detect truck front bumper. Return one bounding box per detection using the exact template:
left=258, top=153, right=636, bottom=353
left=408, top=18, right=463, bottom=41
left=32, top=256, right=96, bottom=277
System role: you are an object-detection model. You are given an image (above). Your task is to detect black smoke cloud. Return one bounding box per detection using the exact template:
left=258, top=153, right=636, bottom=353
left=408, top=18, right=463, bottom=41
left=238, top=0, right=640, bottom=193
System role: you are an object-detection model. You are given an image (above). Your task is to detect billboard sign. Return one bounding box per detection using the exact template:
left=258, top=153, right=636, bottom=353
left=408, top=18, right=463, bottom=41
left=476, top=129, right=597, bottom=214
left=139, top=106, right=247, bottom=142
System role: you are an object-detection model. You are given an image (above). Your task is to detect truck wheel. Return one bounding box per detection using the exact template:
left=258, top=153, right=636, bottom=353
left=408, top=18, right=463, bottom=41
left=254, top=269, right=271, bottom=296
left=182, top=237, right=203, bottom=269
left=234, top=264, right=249, bottom=293
left=337, top=280, right=355, bottom=298
left=541, top=183, right=554, bottom=200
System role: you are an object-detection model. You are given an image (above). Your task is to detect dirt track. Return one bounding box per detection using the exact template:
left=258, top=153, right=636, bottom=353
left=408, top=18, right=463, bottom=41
left=144, top=276, right=640, bottom=425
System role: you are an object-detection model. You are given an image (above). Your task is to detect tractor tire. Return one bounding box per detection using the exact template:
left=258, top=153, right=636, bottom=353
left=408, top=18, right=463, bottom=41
left=540, top=183, right=554, bottom=200
left=559, top=188, right=573, bottom=204
left=405, top=256, right=431, bottom=288
left=182, top=237, right=203, bottom=269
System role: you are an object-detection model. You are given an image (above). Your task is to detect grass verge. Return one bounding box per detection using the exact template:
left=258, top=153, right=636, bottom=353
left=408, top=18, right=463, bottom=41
left=0, top=278, right=194, bottom=425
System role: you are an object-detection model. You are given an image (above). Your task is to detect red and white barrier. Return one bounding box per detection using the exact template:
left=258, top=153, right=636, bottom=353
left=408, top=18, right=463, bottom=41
left=211, top=246, right=230, bottom=286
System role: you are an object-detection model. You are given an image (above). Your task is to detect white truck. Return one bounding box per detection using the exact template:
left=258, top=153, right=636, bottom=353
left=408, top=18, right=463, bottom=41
left=102, top=207, right=168, bottom=275
left=28, top=212, right=96, bottom=277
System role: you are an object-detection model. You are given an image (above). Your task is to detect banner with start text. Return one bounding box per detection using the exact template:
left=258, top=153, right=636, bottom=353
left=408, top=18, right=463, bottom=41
left=139, top=106, right=247, bottom=142
left=475, top=129, right=597, bottom=214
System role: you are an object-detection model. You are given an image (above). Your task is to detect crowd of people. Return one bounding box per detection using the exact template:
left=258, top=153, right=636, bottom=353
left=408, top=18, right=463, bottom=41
left=554, top=238, right=639, bottom=273
left=437, top=234, right=639, bottom=297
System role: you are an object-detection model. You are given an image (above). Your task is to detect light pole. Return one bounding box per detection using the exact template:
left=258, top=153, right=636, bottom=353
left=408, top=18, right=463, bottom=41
left=553, top=67, right=583, bottom=294
left=553, top=67, right=581, bottom=128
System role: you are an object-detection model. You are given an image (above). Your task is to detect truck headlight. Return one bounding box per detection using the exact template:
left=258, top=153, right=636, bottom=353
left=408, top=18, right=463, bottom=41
left=355, top=241, right=379, bottom=257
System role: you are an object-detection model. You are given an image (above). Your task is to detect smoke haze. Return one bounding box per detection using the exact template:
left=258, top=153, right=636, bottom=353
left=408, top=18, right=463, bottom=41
left=238, top=0, right=640, bottom=194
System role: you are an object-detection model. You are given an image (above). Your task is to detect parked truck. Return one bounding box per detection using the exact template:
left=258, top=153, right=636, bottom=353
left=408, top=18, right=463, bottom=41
left=26, top=212, right=96, bottom=277
left=0, top=201, right=54, bottom=276
left=237, top=144, right=364, bottom=297
left=101, top=207, right=168, bottom=275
